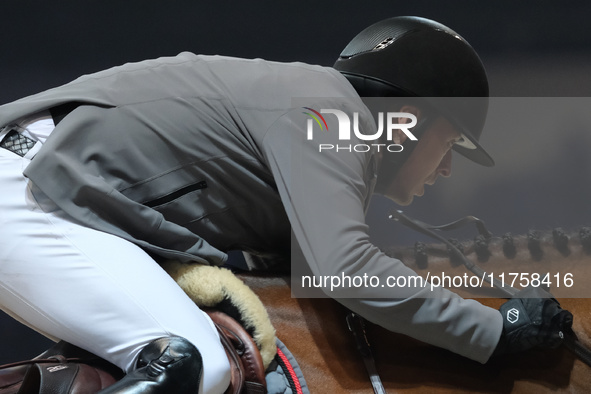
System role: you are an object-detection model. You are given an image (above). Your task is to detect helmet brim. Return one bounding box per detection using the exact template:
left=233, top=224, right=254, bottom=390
left=453, top=131, right=495, bottom=167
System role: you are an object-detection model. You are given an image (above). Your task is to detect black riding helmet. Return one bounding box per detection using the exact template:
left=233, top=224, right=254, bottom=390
left=333, top=16, right=494, bottom=167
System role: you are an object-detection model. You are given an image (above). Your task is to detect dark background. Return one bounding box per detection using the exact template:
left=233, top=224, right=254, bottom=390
left=2, top=0, right=591, bottom=363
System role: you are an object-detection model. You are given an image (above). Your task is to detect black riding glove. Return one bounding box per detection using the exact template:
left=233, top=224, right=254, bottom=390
left=493, top=286, right=573, bottom=356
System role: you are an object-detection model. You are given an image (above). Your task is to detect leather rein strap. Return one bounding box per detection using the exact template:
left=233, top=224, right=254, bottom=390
left=346, top=312, right=386, bottom=394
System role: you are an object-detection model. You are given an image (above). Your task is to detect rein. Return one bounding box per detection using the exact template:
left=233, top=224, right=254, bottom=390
left=348, top=210, right=591, bottom=394
left=346, top=312, right=386, bottom=394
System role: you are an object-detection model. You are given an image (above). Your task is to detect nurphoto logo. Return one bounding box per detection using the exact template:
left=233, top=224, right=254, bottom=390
left=303, top=107, right=418, bottom=153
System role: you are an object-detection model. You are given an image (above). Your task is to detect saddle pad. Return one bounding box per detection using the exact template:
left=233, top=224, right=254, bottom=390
left=265, top=339, right=309, bottom=394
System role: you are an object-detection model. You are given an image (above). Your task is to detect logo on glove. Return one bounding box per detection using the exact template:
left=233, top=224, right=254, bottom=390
left=507, top=307, right=520, bottom=324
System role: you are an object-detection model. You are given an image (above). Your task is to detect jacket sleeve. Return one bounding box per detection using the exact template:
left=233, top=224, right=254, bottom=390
left=261, top=105, right=503, bottom=363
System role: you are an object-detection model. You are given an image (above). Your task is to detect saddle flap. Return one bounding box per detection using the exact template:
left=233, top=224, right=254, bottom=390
left=17, top=361, right=80, bottom=394
left=206, top=309, right=267, bottom=394
left=15, top=360, right=119, bottom=394
left=0, top=365, right=29, bottom=394
left=0, top=341, right=122, bottom=394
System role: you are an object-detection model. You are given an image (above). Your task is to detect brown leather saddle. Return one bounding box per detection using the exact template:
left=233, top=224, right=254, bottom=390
left=206, top=309, right=266, bottom=394
left=0, top=341, right=121, bottom=394
left=0, top=310, right=267, bottom=394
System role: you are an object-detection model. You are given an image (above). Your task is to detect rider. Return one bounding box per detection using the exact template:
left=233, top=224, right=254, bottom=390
left=0, top=16, right=572, bottom=393
left=330, top=16, right=572, bottom=359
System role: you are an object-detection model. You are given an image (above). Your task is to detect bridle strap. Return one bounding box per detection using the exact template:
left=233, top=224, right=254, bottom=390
left=346, top=312, right=386, bottom=394
left=563, top=327, right=591, bottom=367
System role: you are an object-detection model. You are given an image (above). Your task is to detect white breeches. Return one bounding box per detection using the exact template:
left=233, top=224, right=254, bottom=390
left=0, top=121, right=231, bottom=393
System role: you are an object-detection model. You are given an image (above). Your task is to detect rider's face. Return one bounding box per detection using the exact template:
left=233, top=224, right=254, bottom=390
left=382, top=116, right=462, bottom=206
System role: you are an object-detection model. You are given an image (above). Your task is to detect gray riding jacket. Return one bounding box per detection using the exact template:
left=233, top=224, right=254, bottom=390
left=0, top=53, right=502, bottom=363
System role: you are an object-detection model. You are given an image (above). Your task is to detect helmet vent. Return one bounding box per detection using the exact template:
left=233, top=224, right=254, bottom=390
left=373, top=37, right=394, bottom=51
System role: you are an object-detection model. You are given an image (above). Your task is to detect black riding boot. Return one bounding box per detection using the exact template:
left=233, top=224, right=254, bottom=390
left=98, top=336, right=203, bottom=394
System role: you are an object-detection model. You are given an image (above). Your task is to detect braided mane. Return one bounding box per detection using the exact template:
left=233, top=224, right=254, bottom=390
left=385, top=226, right=591, bottom=268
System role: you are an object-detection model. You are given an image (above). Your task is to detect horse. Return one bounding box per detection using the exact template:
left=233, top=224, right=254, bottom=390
left=3, top=225, right=591, bottom=393
left=237, top=225, right=591, bottom=393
